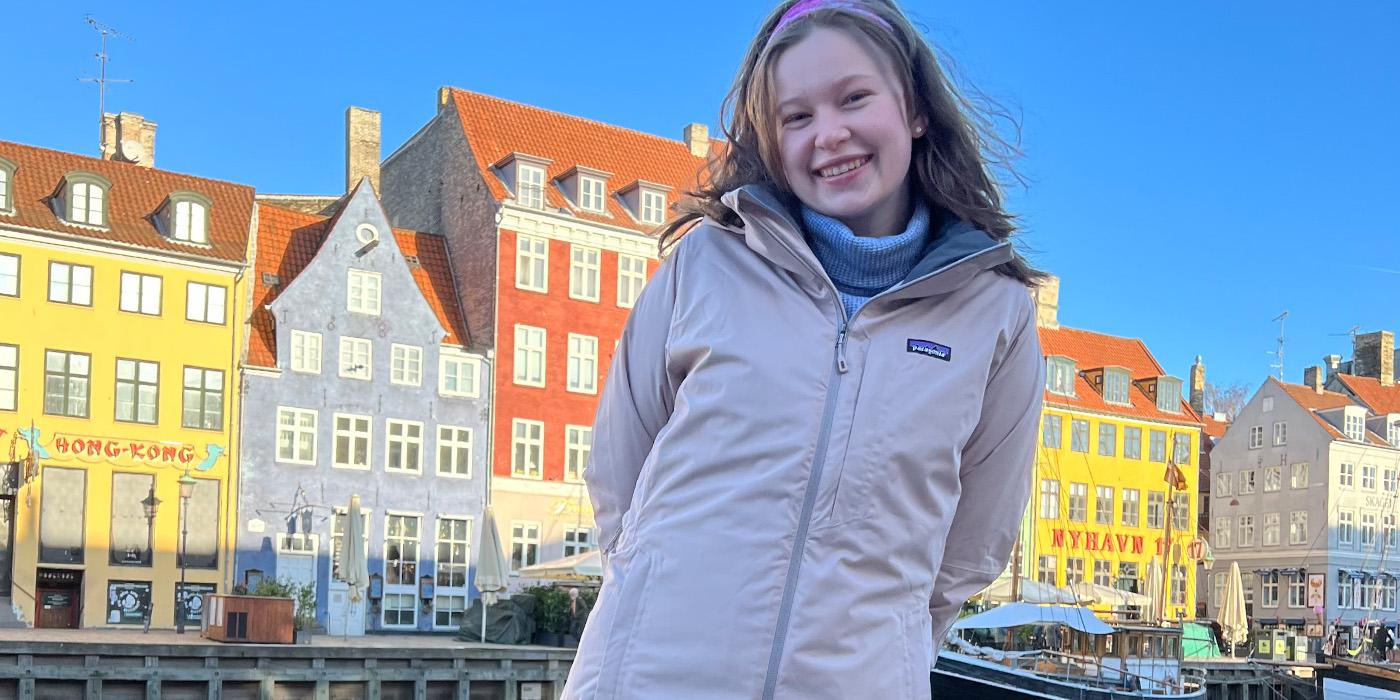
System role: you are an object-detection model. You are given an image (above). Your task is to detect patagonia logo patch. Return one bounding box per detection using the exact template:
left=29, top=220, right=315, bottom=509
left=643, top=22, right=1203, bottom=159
left=907, top=339, right=952, bottom=361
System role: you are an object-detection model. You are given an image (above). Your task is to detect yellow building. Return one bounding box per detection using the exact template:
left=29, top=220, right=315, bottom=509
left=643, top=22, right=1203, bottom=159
left=1027, top=302, right=1205, bottom=622
left=0, top=132, right=254, bottom=629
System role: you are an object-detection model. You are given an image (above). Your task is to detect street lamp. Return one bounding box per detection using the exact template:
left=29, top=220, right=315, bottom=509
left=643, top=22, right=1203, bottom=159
left=176, top=469, right=195, bottom=634
left=140, top=487, right=161, bottom=634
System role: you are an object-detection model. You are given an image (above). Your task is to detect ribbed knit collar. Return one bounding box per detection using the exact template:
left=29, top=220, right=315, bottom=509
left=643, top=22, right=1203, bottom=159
left=800, top=200, right=932, bottom=297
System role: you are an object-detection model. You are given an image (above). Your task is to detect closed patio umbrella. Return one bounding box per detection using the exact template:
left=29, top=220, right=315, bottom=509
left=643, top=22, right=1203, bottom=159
left=341, top=494, right=369, bottom=637
left=1218, top=561, right=1249, bottom=653
left=474, top=506, right=509, bottom=639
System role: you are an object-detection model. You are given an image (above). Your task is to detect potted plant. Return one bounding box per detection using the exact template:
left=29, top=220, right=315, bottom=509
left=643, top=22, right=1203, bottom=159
left=524, top=586, right=570, bottom=647
left=249, top=578, right=316, bottom=644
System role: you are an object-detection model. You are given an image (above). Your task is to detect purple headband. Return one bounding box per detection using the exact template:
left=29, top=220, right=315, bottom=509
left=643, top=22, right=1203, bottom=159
left=766, top=0, right=895, bottom=49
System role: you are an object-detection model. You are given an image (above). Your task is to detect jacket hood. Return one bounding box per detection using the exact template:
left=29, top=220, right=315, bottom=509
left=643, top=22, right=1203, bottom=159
left=718, top=184, right=1012, bottom=300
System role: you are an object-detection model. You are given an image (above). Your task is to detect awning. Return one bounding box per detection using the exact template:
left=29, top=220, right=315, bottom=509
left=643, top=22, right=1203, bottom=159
left=516, top=549, right=602, bottom=580
left=952, top=602, right=1115, bottom=635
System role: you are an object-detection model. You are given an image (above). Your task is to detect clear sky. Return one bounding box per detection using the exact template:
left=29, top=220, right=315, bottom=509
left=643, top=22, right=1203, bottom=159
left=5, top=1, right=1398, bottom=399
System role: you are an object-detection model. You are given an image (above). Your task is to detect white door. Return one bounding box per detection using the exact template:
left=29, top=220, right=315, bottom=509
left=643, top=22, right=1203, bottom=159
left=275, top=533, right=318, bottom=589
left=325, top=583, right=366, bottom=636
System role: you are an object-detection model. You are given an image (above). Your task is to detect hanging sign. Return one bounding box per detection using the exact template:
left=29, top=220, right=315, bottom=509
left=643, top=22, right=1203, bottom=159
left=19, top=426, right=226, bottom=471
left=1307, top=574, right=1327, bottom=608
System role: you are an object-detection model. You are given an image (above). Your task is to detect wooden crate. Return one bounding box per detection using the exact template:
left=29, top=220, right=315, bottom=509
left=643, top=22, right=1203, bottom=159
left=201, top=594, right=294, bottom=644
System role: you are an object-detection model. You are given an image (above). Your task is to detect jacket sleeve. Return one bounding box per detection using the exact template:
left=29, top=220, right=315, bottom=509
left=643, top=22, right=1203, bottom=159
left=586, top=249, right=683, bottom=558
left=929, top=292, right=1044, bottom=640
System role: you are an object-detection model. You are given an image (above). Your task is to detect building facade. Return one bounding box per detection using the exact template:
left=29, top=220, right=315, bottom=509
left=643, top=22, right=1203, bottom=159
left=1029, top=279, right=1204, bottom=621
left=234, top=182, right=489, bottom=633
left=380, top=89, right=710, bottom=580
left=0, top=131, right=253, bottom=628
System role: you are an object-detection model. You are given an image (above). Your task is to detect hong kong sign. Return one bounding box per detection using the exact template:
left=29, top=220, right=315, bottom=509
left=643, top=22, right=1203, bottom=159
left=16, top=427, right=225, bottom=471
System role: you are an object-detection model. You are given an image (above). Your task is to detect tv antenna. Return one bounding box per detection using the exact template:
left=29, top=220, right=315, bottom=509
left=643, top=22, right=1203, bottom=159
left=1329, top=325, right=1362, bottom=345
left=78, top=16, right=134, bottom=156
left=1268, top=310, right=1288, bottom=381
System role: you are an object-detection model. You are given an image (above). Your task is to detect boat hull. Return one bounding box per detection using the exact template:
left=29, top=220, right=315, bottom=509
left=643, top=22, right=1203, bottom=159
left=932, top=652, right=1206, bottom=700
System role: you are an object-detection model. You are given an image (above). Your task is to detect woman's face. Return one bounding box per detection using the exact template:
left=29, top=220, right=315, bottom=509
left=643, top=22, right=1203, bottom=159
left=772, top=26, right=925, bottom=236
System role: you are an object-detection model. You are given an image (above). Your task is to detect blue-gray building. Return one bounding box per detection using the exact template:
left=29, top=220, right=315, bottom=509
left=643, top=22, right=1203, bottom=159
left=235, top=180, right=489, bottom=634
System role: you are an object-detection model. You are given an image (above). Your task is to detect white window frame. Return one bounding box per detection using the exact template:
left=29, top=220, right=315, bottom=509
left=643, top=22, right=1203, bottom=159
left=567, top=333, right=598, bottom=394
left=0, top=253, right=17, bottom=297
left=563, top=527, right=595, bottom=558
left=185, top=282, right=227, bottom=324
left=639, top=189, right=666, bottom=225
left=1147, top=492, right=1166, bottom=529
left=579, top=176, right=606, bottom=213
left=510, top=520, right=542, bottom=572
left=68, top=180, right=106, bottom=226
left=1121, top=488, right=1140, bottom=527
left=276, top=407, right=317, bottom=465
left=433, top=515, right=473, bottom=629
left=516, top=165, right=545, bottom=209
left=617, top=254, right=646, bottom=308
left=332, top=413, right=372, bottom=470
left=1068, top=482, right=1088, bottom=522
left=347, top=269, right=382, bottom=316
left=382, top=512, right=422, bottom=628
left=436, top=425, right=473, bottom=479
left=1215, top=517, right=1232, bottom=548
left=119, top=272, right=162, bottom=316
left=385, top=419, right=424, bottom=474
left=1273, top=421, right=1287, bottom=446
left=512, top=418, right=544, bottom=479
left=339, top=337, right=373, bottom=380
left=1238, top=515, right=1255, bottom=547
left=1288, top=573, right=1306, bottom=608
left=172, top=199, right=209, bottom=243
left=1103, top=368, right=1130, bottom=405
left=1384, top=467, right=1399, bottom=493
left=1262, top=571, right=1279, bottom=608
left=1339, top=462, right=1355, bottom=488
left=513, top=325, right=545, bottom=387
left=1046, top=357, right=1075, bottom=396
left=290, top=330, right=322, bottom=374
left=1215, top=472, right=1232, bottom=497
left=1345, top=412, right=1366, bottom=441
left=49, top=262, right=93, bottom=306
left=1289, top=511, right=1308, bottom=545
left=1264, top=466, right=1282, bottom=492
left=1361, top=512, right=1377, bottom=548
left=1248, top=425, right=1263, bottom=449
left=1291, top=462, right=1309, bottom=489
left=1095, top=485, right=1113, bottom=525
left=390, top=344, right=423, bottom=386
left=439, top=353, right=480, bottom=398
left=565, top=425, right=592, bottom=483
left=1263, top=512, right=1280, bottom=546
left=0, top=344, right=17, bottom=412
left=1361, top=463, right=1377, bottom=490
left=1239, top=469, right=1257, bottom=494
left=569, top=245, right=600, bottom=302
left=1039, top=479, right=1059, bottom=519
left=1339, top=511, right=1354, bottom=546
left=515, top=234, right=548, bottom=292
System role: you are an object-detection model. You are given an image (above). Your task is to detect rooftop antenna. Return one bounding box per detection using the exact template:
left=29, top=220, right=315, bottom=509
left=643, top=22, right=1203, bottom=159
left=1329, top=325, right=1362, bottom=346
left=1268, top=310, right=1289, bottom=381
left=78, top=16, right=133, bottom=156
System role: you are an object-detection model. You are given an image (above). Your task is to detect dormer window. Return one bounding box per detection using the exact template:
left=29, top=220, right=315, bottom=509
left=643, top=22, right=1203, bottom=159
left=163, top=191, right=211, bottom=244
left=1046, top=356, right=1075, bottom=396
left=0, top=157, right=15, bottom=213
left=61, top=172, right=111, bottom=227
left=1344, top=408, right=1366, bottom=441
left=1388, top=417, right=1399, bottom=447
left=1156, top=376, right=1183, bottom=413
left=1103, top=367, right=1131, bottom=405
left=640, top=189, right=666, bottom=225
left=580, top=176, right=606, bottom=213
left=517, top=164, right=545, bottom=209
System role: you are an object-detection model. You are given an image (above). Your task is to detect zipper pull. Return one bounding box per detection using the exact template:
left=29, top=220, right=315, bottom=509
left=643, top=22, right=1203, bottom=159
left=835, top=326, right=849, bottom=374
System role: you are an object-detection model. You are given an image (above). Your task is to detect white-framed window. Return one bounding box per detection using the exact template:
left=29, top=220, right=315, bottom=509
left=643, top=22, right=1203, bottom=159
left=68, top=180, right=106, bottom=226
left=0, top=163, right=11, bottom=213
left=1390, top=421, right=1400, bottom=448
left=565, top=425, right=592, bottom=483
left=513, top=325, right=545, bottom=387
left=0, top=253, right=17, bottom=297
left=1339, top=462, right=1355, bottom=488
left=1070, top=420, right=1089, bottom=453
left=172, top=199, right=208, bottom=243
left=339, top=337, right=372, bottom=380
left=1095, top=486, right=1113, bottom=525
left=510, top=520, right=541, bottom=571
left=1339, top=573, right=1353, bottom=608
left=1046, top=357, right=1075, bottom=396
left=515, top=234, right=548, bottom=292
left=1103, top=368, right=1130, bottom=405
left=1214, top=572, right=1227, bottom=609
left=1173, top=433, right=1192, bottom=465
left=1238, top=515, right=1255, bottom=547
left=1387, top=514, right=1399, bottom=550
left=569, top=245, right=600, bottom=302
left=617, top=254, right=647, bottom=308
left=512, top=419, right=544, bottom=479
left=1362, top=464, right=1377, bottom=490
left=1172, top=492, right=1189, bottom=530
left=1264, top=466, right=1282, bottom=492
left=290, top=330, right=322, bottom=374
left=1042, top=414, right=1062, bottom=449
left=1291, top=462, right=1309, bottom=489
left=276, top=407, right=317, bottom=464
left=0, top=344, right=17, bottom=411
left=384, top=513, right=421, bottom=586
left=1036, top=555, right=1057, bottom=585
left=1383, top=577, right=1399, bottom=612
left=332, top=413, right=372, bottom=470
left=1239, top=469, right=1257, bottom=494
left=1248, top=425, right=1263, bottom=449
left=1242, top=573, right=1256, bottom=607
left=347, top=269, right=382, bottom=315
left=579, top=176, right=606, bottom=213
left=434, top=595, right=467, bottom=629
left=1384, top=467, right=1399, bottom=493
left=1064, top=557, right=1085, bottom=585
left=1288, top=573, right=1306, bottom=608
left=1068, top=483, right=1088, bottom=522
left=1098, top=423, right=1117, bottom=457
left=1156, top=377, right=1182, bottom=413
left=1215, top=472, right=1232, bottom=497
left=275, top=532, right=318, bottom=555
left=564, top=527, right=595, bottom=558
left=1121, top=489, right=1140, bottom=527
left=43, top=350, right=91, bottom=417
left=1345, top=412, right=1366, bottom=441
left=516, top=164, right=545, bottom=209
left=1339, top=511, right=1354, bottom=546
left=390, top=344, right=423, bottom=386
left=1361, top=512, right=1377, bottom=548
left=567, top=333, right=598, bottom=394
left=1263, top=512, right=1280, bottom=546
left=1262, top=571, right=1279, bottom=608
left=435, top=516, right=472, bottom=590
left=439, top=353, right=480, bottom=397
left=385, top=420, right=423, bottom=473
left=48, top=262, right=93, bottom=306
left=437, top=426, right=473, bottom=478
left=1123, top=426, right=1142, bottom=459
left=1273, top=421, right=1287, bottom=446
left=1147, top=491, right=1165, bottom=529
left=1262, top=396, right=1275, bottom=413
left=114, top=358, right=158, bottom=424
left=1038, top=479, right=1059, bottom=519
left=1093, top=560, right=1113, bottom=587
left=1290, top=511, right=1308, bottom=545
left=185, top=282, right=226, bottom=324
left=331, top=507, right=370, bottom=581
left=1215, top=517, right=1232, bottom=548
left=181, top=367, right=224, bottom=430
left=1148, top=429, right=1167, bottom=462
left=640, top=189, right=666, bottom=225
left=118, top=272, right=161, bottom=315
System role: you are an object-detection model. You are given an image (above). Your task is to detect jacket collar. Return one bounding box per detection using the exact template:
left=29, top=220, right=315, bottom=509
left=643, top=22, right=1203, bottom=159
left=717, top=184, right=1012, bottom=301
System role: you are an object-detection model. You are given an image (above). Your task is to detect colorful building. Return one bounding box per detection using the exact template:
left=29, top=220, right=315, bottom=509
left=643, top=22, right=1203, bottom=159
left=1028, top=279, right=1205, bottom=621
left=0, top=126, right=254, bottom=628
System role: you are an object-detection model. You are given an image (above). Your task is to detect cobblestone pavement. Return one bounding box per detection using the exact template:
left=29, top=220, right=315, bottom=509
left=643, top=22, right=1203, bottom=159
left=0, top=627, right=554, bottom=650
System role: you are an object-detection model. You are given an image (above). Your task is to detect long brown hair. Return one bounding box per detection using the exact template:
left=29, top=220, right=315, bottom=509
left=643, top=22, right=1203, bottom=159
left=661, top=0, right=1043, bottom=285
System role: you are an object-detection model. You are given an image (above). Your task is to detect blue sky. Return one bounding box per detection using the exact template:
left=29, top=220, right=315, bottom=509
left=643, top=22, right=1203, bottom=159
left=5, top=1, right=1398, bottom=398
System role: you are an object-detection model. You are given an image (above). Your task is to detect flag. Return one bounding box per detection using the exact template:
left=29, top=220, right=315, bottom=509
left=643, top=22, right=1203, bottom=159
left=1164, top=460, right=1188, bottom=490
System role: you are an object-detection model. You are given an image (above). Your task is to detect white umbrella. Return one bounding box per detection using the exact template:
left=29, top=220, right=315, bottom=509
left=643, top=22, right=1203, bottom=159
left=1218, top=561, right=1249, bottom=652
left=518, top=550, right=601, bottom=580
left=341, top=494, right=369, bottom=637
left=1145, top=560, right=1164, bottom=624
left=474, top=506, right=509, bottom=640
left=1071, top=581, right=1152, bottom=607
left=975, top=575, right=1079, bottom=604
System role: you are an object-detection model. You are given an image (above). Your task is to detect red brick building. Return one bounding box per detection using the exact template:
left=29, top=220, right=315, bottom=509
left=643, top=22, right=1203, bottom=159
left=380, top=88, right=713, bottom=574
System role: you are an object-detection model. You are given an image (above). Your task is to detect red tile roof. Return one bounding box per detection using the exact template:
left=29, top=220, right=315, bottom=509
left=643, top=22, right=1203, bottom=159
left=0, top=140, right=254, bottom=264
left=447, top=89, right=709, bottom=234
left=1203, top=415, right=1231, bottom=440
left=248, top=203, right=470, bottom=368
left=1038, top=325, right=1202, bottom=426
left=1272, top=377, right=1390, bottom=446
left=1334, top=373, right=1400, bottom=415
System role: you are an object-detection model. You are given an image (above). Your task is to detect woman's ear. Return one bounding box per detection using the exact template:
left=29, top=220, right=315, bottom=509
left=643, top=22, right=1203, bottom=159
left=911, top=113, right=929, bottom=138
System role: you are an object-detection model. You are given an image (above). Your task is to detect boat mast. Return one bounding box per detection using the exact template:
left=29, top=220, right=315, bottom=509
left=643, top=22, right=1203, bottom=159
left=1159, top=459, right=1178, bottom=626
left=1011, top=535, right=1022, bottom=602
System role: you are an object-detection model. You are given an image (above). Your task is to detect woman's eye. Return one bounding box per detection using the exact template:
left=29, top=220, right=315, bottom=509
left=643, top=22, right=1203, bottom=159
left=845, top=92, right=871, bottom=105
left=781, top=113, right=809, bottom=125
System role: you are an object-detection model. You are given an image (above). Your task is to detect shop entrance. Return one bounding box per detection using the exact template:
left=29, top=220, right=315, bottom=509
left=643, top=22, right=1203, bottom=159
left=0, top=460, right=17, bottom=597
left=35, top=568, right=82, bottom=628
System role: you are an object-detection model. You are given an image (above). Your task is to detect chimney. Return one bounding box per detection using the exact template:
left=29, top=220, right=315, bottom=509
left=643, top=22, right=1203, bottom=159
left=100, top=112, right=157, bottom=168
left=1303, top=365, right=1324, bottom=394
left=1324, top=355, right=1342, bottom=382
left=1189, top=356, right=1206, bottom=415
left=345, top=106, right=381, bottom=194
left=683, top=123, right=710, bottom=158
left=1352, top=331, right=1395, bottom=387
left=1031, top=275, right=1060, bottom=329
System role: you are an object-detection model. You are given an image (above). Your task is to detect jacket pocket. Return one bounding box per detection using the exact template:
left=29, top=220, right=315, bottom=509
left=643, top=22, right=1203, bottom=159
left=902, top=606, right=935, bottom=700
left=592, top=548, right=659, bottom=699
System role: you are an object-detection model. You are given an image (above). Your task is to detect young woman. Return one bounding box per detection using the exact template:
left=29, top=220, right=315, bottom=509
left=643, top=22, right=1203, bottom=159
left=564, top=1, right=1045, bottom=697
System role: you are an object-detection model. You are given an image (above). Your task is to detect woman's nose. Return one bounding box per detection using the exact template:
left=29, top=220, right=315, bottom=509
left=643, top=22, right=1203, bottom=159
left=812, top=116, right=851, bottom=151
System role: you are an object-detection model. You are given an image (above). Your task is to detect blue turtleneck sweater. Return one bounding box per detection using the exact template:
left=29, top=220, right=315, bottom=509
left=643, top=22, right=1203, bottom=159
left=801, top=200, right=932, bottom=320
